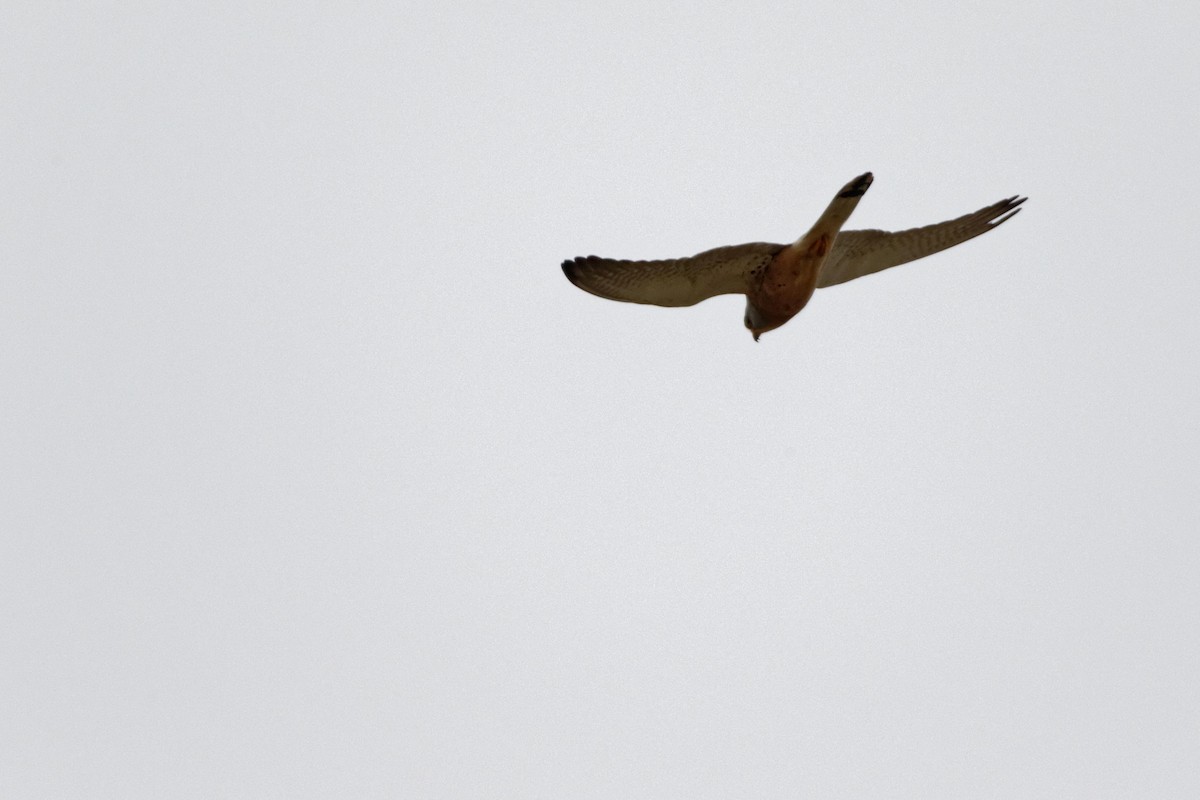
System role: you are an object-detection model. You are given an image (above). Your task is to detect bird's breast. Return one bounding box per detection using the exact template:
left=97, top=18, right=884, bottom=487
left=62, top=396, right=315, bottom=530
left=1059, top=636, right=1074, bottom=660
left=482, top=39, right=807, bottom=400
left=749, top=236, right=828, bottom=321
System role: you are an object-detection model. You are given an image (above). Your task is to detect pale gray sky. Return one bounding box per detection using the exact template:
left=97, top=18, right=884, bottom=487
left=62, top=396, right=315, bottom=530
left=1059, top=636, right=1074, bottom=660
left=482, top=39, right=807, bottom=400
left=3, top=1, right=1199, bottom=797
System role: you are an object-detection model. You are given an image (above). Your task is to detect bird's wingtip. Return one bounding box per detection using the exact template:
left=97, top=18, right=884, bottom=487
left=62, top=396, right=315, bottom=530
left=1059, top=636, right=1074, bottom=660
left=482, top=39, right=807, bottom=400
left=993, top=197, right=1027, bottom=226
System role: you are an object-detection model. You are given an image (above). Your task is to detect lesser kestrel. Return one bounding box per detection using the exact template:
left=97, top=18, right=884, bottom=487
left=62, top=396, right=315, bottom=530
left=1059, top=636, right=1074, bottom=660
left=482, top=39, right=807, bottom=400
left=562, top=173, right=1025, bottom=340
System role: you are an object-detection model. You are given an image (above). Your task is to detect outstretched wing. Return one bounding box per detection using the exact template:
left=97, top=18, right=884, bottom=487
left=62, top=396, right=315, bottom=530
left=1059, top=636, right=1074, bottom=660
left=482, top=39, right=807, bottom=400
left=562, top=242, right=784, bottom=307
left=818, top=196, right=1026, bottom=289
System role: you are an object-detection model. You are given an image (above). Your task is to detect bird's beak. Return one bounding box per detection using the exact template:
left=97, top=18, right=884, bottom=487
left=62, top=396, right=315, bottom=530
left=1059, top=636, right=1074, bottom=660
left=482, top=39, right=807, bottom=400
left=753, top=331, right=761, bottom=342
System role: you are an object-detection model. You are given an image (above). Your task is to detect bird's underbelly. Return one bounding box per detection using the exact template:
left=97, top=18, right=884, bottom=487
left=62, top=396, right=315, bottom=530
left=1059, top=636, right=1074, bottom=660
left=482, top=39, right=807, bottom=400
left=748, top=235, right=828, bottom=321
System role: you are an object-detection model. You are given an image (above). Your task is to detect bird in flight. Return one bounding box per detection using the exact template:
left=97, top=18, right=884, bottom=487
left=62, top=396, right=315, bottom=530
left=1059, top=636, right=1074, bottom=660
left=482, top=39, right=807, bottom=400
left=562, top=173, right=1025, bottom=340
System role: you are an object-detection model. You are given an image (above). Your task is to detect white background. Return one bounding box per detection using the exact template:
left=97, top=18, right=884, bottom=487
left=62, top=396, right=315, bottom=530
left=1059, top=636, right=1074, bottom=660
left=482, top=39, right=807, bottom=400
left=3, top=1, right=1198, bottom=797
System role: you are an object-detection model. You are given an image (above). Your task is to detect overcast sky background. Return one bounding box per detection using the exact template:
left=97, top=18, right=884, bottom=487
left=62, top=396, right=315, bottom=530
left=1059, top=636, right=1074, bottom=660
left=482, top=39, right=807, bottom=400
left=3, top=1, right=1199, bottom=797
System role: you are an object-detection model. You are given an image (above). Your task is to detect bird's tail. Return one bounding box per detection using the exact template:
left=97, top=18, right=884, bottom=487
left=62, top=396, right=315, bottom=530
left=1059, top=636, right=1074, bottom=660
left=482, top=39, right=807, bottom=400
left=813, top=171, right=873, bottom=232
left=785, top=171, right=873, bottom=257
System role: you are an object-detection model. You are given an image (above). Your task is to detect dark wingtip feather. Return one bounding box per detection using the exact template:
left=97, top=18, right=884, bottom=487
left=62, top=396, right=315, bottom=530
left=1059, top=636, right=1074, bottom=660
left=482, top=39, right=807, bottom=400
left=991, top=196, right=1028, bottom=227
left=561, top=256, right=586, bottom=287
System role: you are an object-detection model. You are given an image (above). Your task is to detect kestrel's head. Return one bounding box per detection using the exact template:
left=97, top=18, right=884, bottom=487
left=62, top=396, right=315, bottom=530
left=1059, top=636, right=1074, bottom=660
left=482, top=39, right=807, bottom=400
left=744, top=301, right=785, bottom=342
